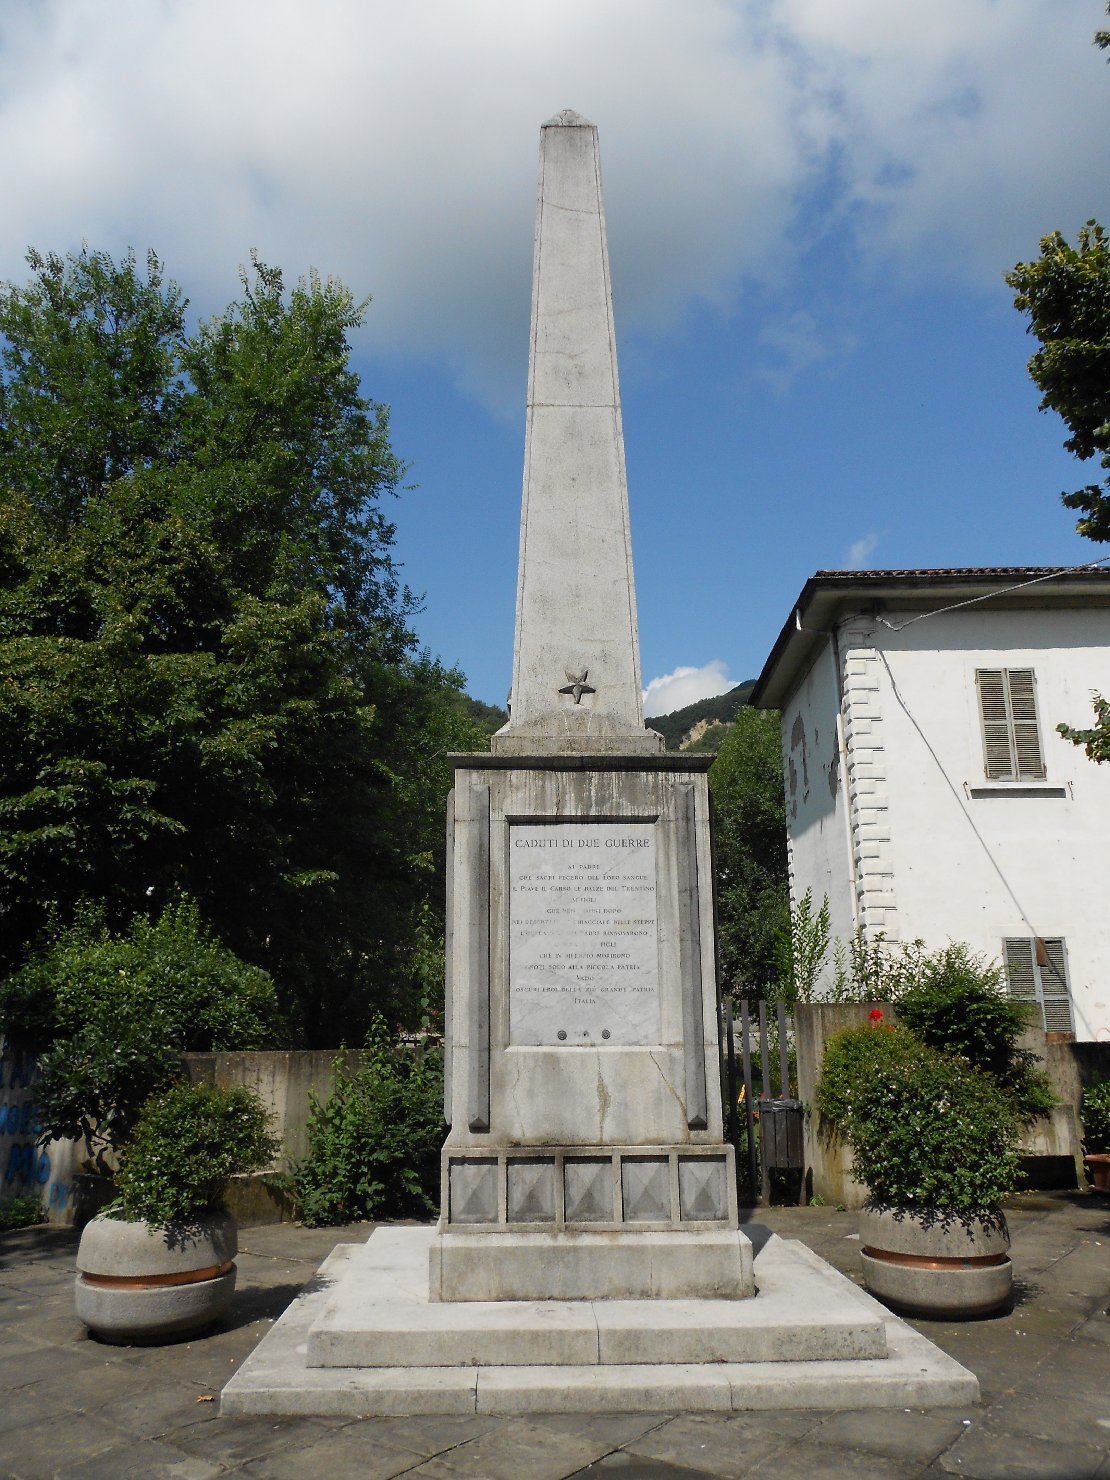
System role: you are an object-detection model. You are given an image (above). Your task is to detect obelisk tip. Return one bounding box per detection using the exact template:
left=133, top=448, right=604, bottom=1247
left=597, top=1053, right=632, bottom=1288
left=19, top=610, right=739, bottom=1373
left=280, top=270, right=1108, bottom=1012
left=543, top=108, right=595, bottom=128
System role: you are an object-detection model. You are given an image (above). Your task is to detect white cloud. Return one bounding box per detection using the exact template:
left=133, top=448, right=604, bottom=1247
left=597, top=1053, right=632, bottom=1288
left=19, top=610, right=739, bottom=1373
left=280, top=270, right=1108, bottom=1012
left=0, top=0, right=1105, bottom=409
left=756, top=309, right=858, bottom=392
left=769, top=0, right=1110, bottom=282
left=845, top=533, right=880, bottom=569
left=643, top=660, right=734, bottom=716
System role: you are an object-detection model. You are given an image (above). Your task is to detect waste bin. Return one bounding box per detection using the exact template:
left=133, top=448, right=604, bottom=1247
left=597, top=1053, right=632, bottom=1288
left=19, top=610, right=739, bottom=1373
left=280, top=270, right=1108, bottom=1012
left=758, top=1097, right=804, bottom=1170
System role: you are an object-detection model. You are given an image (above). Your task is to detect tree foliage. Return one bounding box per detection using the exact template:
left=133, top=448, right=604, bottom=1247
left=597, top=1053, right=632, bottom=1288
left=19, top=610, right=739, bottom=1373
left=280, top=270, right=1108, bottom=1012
left=1, top=898, right=286, bottom=1167
left=1008, top=221, right=1110, bottom=762
left=1006, top=220, right=1110, bottom=541
left=708, top=707, right=788, bottom=994
left=0, top=247, right=485, bottom=1043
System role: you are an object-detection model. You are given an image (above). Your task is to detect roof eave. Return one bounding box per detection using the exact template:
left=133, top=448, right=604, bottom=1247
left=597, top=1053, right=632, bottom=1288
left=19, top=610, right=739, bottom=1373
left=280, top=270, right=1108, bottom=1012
left=750, top=567, right=1110, bottom=710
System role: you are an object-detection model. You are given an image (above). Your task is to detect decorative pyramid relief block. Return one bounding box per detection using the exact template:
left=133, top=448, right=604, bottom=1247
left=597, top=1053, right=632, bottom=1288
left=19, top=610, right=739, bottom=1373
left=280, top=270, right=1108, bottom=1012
left=621, top=1157, right=670, bottom=1222
left=507, top=1159, right=556, bottom=1223
left=563, top=1158, right=614, bottom=1223
left=449, top=1159, right=498, bottom=1224
left=679, top=1156, right=729, bottom=1222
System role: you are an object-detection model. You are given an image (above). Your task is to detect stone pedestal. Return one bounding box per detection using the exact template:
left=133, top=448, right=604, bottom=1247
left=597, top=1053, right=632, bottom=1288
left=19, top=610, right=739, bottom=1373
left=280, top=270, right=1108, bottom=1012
left=438, top=751, right=753, bottom=1302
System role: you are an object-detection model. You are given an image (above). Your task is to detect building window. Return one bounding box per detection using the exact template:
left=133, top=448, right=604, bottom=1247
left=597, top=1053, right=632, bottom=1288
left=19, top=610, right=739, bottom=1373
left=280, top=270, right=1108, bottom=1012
left=976, top=669, right=1046, bottom=781
left=1002, top=937, right=1074, bottom=1034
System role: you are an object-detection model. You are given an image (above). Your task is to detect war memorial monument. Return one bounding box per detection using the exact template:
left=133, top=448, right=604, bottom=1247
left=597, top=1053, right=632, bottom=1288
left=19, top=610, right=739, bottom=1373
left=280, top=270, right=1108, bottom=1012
left=224, top=113, right=978, bottom=1416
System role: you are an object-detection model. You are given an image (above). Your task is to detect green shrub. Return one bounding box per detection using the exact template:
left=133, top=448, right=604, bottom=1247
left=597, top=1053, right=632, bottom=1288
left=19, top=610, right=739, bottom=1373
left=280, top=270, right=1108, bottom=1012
left=1082, top=1078, right=1110, bottom=1153
left=293, top=1016, right=445, bottom=1226
left=769, top=890, right=830, bottom=1007
left=828, top=933, right=932, bottom=1003
left=0, top=898, right=287, bottom=1165
left=895, top=944, right=1055, bottom=1122
left=815, top=1019, right=922, bottom=1128
left=0, top=1194, right=45, bottom=1232
left=114, top=1082, right=279, bottom=1229
left=818, top=1022, right=1022, bottom=1216
left=850, top=1055, right=1020, bottom=1214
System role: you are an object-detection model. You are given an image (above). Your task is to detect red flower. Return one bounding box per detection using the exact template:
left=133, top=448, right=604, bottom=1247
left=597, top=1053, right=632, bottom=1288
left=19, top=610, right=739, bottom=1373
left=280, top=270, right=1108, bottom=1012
left=868, top=1008, right=884, bottom=1022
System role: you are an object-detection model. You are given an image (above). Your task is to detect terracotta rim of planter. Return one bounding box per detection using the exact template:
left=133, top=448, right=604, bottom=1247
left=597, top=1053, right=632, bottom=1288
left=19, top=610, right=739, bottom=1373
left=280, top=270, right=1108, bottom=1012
left=861, top=1246, right=1009, bottom=1271
left=79, top=1259, right=235, bottom=1290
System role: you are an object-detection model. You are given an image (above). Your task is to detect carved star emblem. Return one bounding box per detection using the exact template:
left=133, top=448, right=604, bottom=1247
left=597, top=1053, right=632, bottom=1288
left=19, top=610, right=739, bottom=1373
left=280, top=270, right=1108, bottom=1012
left=558, top=668, right=595, bottom=704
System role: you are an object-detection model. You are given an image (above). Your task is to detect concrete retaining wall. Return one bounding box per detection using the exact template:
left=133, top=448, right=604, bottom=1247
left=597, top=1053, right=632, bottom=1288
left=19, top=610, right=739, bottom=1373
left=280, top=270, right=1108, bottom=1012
left=182, top=1050, right=362, bottom=1168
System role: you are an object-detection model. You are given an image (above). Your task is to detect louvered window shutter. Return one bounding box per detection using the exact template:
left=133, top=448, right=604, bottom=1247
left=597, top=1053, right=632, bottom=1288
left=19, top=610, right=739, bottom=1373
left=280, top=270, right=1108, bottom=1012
left=1007, top=670, right=1046, bottom=780
left=1003, top=939, right=1038, bottom=1005
left=975, top=668, right=1045, bottom=780
left=977, top=670, right=1015, bottom=778
left=1039, top=939, right=1075, bottom=1034
left=1002, top=937, right=1075, bottom=1034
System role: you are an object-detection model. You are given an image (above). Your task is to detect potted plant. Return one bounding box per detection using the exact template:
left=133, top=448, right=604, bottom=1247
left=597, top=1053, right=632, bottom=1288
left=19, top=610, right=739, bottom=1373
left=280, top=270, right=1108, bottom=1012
left=0, top=899, right=286, bottom=1210
left=817, top=1016, right=1021, bottom=1317
left=75, top=1081, right=278, bottom=1342
left=1081, top=1078, right=1110, bottom=1191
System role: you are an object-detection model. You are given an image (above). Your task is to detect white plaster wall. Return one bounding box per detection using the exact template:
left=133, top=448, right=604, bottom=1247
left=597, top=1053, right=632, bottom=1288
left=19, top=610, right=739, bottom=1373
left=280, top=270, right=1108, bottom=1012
left=779, top=642, right=856, bottom=987
left=836, top=606, right=1110, bottom=1041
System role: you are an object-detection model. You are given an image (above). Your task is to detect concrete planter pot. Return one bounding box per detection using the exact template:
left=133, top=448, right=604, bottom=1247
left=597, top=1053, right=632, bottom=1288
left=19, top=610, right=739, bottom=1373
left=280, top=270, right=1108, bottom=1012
left=1084, top=1153, right=1110, bottom=1191
left=859, top=1206, right=1012, bottom=1318
left=75, top=1212, right=237, bottom=1343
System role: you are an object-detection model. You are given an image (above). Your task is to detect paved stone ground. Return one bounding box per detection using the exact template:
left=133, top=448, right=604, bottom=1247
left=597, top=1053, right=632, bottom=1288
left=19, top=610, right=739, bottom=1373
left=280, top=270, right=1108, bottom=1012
left=1, top=1191, right=1107, bottom=1480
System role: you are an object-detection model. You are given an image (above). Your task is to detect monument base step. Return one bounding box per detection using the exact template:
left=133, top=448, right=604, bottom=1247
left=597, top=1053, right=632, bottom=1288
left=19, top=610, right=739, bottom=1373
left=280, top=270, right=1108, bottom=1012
left=310, top=1227, right=872, bottom=1367
left=431, top=1226, right=754, bottom=1302
left=222, top=1230, right=980, bottom=1417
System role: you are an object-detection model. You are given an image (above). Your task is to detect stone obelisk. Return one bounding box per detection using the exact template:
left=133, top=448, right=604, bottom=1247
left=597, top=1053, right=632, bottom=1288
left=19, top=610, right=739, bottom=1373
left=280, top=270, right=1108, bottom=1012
left=223, top=114, right=980, bottom=1421
left=494, top=109, right=661, bottom=756
left=435, top=112, right=752, bottom=1302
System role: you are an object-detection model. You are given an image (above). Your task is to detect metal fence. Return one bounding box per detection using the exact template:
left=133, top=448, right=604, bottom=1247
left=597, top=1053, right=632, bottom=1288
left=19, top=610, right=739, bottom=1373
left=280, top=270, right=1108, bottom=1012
left=720, top=999, right=803, bottom=1205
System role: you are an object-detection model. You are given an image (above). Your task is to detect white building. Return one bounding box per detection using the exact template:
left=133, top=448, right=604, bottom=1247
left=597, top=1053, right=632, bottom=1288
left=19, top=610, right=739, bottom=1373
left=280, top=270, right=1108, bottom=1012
left=750, top=568, right=1110, bottom=1043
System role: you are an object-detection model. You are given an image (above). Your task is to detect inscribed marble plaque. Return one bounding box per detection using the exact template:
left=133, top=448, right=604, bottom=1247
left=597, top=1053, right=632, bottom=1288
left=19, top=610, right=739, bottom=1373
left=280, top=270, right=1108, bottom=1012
left=508, top=821, right=659, bottom=1046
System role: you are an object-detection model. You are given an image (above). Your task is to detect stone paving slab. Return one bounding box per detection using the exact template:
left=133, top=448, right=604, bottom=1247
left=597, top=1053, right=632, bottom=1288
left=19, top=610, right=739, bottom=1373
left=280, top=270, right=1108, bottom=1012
left=4, top=1194, right=1110, bottom=1478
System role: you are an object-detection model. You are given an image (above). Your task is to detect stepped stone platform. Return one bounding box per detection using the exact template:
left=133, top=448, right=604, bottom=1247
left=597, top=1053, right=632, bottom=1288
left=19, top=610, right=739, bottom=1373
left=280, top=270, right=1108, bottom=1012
left=221, top=1226, right=979, bottom=1417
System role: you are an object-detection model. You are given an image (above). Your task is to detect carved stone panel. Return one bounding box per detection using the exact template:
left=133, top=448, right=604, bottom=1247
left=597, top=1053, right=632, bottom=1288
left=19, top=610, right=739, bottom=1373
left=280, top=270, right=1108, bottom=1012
left=621, top=1156, right=671, bottom=1223
left=563, top=1158, right=614, bottom=1223
left=449, top=1158, right=498, bottom=1224
left=678, top=1156, right=728, bottom=1222
left=506, top=1158, right=556, bottom=1223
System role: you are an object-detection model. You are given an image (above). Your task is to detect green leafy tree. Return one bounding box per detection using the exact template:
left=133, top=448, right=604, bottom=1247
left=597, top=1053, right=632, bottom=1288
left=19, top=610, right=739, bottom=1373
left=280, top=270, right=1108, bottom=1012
left=0, top=247, right=484, bottom=1042
left=1006, top=221, right=1110, bottom=542
left=709, top=707, right=789, bottom=994
left=1008, top=217, right=1110, bottom=762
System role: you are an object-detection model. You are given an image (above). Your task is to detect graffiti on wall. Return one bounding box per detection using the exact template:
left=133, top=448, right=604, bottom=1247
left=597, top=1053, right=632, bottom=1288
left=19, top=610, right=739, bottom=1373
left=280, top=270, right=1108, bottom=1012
left=0, top=1038, right=72, bottom=1215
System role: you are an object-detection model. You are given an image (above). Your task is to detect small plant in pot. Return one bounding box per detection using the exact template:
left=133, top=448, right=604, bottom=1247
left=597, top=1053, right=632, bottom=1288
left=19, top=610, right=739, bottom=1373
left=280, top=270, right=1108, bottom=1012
left=75, top=1082, right=278, bottom=1343
left=818, top=1017, right=1022, bottom=1318
left=1081, top=1078, right=1110, bottom=1191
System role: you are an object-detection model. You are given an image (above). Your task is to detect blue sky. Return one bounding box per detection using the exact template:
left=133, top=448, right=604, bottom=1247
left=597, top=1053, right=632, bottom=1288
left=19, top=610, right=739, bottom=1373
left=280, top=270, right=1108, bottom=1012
left=2, top=1, right=1108, bottom=709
